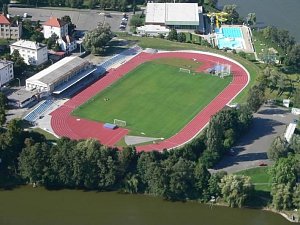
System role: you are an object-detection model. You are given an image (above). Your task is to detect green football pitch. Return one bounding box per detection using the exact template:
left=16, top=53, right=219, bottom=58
left=72, top=59, right=232, bottom=138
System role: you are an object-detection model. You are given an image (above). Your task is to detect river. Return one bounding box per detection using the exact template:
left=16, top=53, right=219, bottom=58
left=217, top=0, right=300, bottom=42
left=0, top=186, right=294, bottom=225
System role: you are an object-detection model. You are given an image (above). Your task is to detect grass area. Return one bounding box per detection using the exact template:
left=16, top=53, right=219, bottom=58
left=31, top=128, right=58, bottom=142
left=122, top=36, right=261, bottom=103
left=236, top=167, right=272, bottom=208
left=252, top=30, right=283, bottom=62
left=235, top=167, right=271, bottom=192
left=73, top=59, right=231, bottom=138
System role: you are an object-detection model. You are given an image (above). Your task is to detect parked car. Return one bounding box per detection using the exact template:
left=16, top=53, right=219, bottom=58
left=258, top=161, right=268, bottom=166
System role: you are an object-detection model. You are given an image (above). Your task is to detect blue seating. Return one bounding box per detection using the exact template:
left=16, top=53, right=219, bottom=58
left=23, top=99, right=54, bottom=123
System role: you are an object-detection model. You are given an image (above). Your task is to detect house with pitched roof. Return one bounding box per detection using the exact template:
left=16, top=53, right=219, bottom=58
left=0, top=14, right=22, bottom=39
left=43, top=17, right=77, bottom=53
left=43, top=17, right=68, bottom=39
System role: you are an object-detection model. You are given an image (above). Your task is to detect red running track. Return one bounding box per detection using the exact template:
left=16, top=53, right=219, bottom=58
left=51, top=51, right=249, bottom=151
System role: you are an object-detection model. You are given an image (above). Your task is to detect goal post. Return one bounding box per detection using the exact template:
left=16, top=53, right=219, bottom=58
left=114, top=119, right=127, bottom=127
left=179, top=68, right=191, bottom=74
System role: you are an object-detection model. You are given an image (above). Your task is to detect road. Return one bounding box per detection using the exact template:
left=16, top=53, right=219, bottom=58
left=8, top=7, right=131, bottom=32
left=211, top=104, right=298, bottom=173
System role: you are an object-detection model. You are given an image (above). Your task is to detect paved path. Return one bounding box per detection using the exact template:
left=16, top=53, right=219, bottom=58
left=211, top=105, right=298, bottom=173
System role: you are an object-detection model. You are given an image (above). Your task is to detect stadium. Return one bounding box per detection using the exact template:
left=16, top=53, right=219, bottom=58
left=50, top=50, right=249, bottom=151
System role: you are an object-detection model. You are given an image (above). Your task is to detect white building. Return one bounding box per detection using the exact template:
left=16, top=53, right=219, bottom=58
left=10, top=40, right=48, bottom=66
left=145, top=3, right=203, bottom=31
left=0, top=60, right=14, bottom=86
left=136, top=25, right=170, bottom=36
left=58, top=35, right=77, bottom=52
left=0, top=14, right=22, bottom=39
left=43, top=17, right=77, bottom=53
left=26, top=56, right=96, bottom=94
left=43, top=17, right=68, bottom=39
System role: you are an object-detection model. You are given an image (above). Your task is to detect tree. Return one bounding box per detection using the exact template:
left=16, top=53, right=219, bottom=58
left=219, top=174, right=253, bottom=207
left=162, top=157, right=195, bottom=200
left=167, top=29, right=177, bottom=41
left=285, top=44, right=300, bottom=69
left=223, top=5, right=239, bottom=24
left=129, top=14, right=145, bottom=28
left=82, top=23, right=114, bottom=55
left=9, top=50, right=27, bottom=76
left=208, top=171, right=227, bottom=198
left=2, top=4, right=8, bottom=16
left=246, top=85, right=265, bottom=112
left=47, top=33, right=59, bottom=50
left=270, top=156, right=298, bottom=186
left=293, top=88, right=300, bottom=108
left=61, top=15, right=76, bottom=35
left=268, top=136, right=289, bottom=160
left=204, top=0, right=217, bottom=7
left=246, top=13, right=256, bottom=26
left=18, top=142, right=50, bottom=184
left=289, top=134, right=300, bottom=154
left=177, top=32, right=186, bottom=42
left=271, top=183, right=294, bottom=210
left=194, top=162, right=210, bottom=199
left=293, top=184, right=300, bottom=209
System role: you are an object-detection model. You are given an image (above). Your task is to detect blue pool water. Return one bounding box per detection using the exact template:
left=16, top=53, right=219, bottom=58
left=222, top=27, right=242, bottom=38
left=217, top=27, right=244, bottom=49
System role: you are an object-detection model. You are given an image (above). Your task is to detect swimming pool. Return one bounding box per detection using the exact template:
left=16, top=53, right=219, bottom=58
left=217, top=27, right=244, bottom=50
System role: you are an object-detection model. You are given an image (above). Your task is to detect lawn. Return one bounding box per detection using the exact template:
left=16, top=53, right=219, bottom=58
left=73, top=59, right=231, bottom=138
left=235, top=167, right=271, bottom=192
left=121, top=36, right=261, bottom=103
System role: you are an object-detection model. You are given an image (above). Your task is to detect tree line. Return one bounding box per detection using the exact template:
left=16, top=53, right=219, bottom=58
left=268, top=135, right=300, bottom=210
left=15, top=0, right=216, bottom=10
left=259, top=26, right=300, bottom=70
left=0, top=98, right=256, bottom=207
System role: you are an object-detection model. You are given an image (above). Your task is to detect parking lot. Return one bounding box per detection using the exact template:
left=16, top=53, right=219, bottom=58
left=212, top=104, right=298, bottom=173
left=8, top=7, right=131, bottom=32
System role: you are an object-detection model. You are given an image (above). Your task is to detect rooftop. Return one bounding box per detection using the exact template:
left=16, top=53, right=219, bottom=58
left=145, top=3, right=200, bottom=25
left=43, top=17, right=67, bottom=28
left=10, top=40, right=47, bottom=50
left=7, top=87, right=38, bottom=104
left=0, top=14, right=11, bottom=25
left=0, top=60, right=13, bottom=70
left=26, top=56, right=89, bottom=86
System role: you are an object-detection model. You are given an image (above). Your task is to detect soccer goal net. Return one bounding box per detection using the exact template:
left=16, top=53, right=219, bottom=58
left=114, top=119, right=127, bottom=127
left=179, top=68, right=191, bottom=74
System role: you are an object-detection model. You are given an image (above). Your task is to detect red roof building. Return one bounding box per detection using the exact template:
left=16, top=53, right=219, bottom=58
left=0, top=14, right=22, bottom=39
left=43, top=17, right=67, bottom=28
left=0, top=14, right=11, bottom=25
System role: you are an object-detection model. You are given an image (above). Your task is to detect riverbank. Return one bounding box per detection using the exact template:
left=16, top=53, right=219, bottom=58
left=0, top=186, right=295, bottom=225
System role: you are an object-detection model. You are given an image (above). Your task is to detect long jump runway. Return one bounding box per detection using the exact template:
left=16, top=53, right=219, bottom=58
left=50, top=51, right=249, bottom=151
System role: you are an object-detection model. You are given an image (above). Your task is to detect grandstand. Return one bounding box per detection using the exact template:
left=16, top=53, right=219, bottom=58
left=23, top=99, right=54, bottom=123
left=26, top=56, right=95, bottom=95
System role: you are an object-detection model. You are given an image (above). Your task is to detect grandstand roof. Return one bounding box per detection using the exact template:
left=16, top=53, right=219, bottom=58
left=26, top=56, right=89, bottom=86
left=145, top=3, right=201, bottom=26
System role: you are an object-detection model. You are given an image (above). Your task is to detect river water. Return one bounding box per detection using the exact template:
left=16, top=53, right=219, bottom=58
left=217, top=0, right=300, bottom=42
left=0, top=186, right=294, bottom=225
